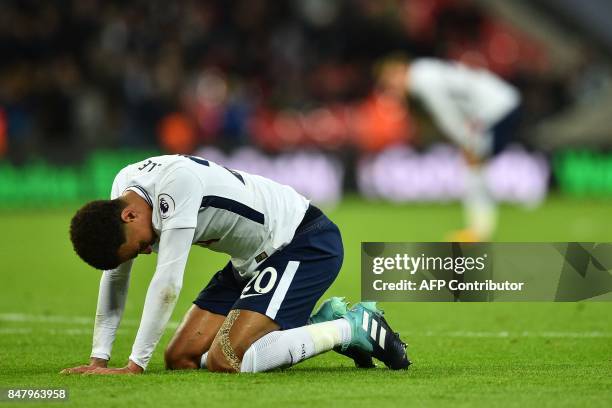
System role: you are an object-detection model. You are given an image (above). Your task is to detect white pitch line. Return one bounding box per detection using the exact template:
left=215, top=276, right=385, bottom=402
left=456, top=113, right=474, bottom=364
left=0, top=328, right=120, bottom=335
left=1, top=327, right=608, bottom=338
left=0, top=313, right=115, bottom=325
left=0, top=313, right=178, bottom=328
left=415, top=330, right=612, bottom=338
left=1, top=313, right=610, bottom=338
left=0, top=328, right=32, bottom=335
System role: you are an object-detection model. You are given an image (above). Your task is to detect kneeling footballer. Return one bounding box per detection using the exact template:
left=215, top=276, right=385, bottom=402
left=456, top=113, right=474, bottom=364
left=63, top=154, right=410, bottom=374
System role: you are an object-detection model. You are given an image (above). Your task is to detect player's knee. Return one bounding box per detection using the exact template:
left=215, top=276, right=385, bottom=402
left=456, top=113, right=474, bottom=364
left=165, top=356, right=198, bottom=370
left=164, top=346, right=198, bottom=370
left=207, top=343, right=240, bottom=373
left=206, top=309, right=248, bottom=373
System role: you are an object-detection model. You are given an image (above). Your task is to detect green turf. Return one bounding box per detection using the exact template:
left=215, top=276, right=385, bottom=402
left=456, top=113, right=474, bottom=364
left=0, top=196, right=611, bottom=407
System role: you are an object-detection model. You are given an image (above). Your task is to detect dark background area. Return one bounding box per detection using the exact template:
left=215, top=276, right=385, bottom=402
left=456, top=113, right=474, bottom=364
left=1, top=0, right=609, bottom=165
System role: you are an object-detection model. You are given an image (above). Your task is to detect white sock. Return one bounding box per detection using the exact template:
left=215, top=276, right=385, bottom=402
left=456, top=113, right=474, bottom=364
left=240, top=319, right=351, bottom=373
left=200, top=351, right=208, bottom=369
left=463, top=166, right=496, bottom=239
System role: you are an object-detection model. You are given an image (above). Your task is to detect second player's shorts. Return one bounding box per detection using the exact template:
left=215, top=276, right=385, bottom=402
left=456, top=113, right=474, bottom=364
left=193, top=205, right=344, bottom=329
left=491, top=105, right=522, bottom=156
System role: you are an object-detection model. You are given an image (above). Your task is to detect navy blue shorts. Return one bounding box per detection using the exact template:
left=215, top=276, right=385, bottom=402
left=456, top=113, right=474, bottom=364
left=491, top=106, right=522, bottom=156
left=193, top=206, right=344, bottom=329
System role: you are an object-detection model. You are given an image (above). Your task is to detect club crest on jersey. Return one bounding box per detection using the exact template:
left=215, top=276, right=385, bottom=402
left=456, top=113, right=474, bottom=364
left=158, top=194, right=175, bottom=219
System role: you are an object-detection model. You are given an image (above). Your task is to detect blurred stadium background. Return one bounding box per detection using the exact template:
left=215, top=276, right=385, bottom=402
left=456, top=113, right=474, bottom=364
left=0, top=0, right=611, bottom=208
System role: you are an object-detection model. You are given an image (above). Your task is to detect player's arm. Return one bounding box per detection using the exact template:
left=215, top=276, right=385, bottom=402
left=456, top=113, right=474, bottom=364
left=423, top=93, right=487, bottom=164
left=60, top=261, right=134, bottom=374
left=88, top=227, right=195, bottom=374
left=61, top=261, right=134, bottom=374
left=87, top=166, right=203, bottom=374
left=92, top=261, right=134, bottom=359
left=62, top=171, right=135, bottom=374
left=419, top=89, right=483, bottom=154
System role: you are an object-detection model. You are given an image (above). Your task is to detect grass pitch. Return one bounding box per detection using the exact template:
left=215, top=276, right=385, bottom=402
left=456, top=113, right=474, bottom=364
left=0, top=196, right=611, bottom=407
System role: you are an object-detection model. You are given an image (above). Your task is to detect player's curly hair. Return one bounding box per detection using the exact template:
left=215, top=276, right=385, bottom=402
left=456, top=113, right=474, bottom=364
left=70, top=199, right=128, bottom=270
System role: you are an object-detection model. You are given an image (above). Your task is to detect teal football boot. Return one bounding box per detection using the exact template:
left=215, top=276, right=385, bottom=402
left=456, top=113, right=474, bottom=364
left=309, top=297, right=375, bottom=368
left=309, top=297, right=348, bottom=324
left=342, top=302, right=411, bottom=370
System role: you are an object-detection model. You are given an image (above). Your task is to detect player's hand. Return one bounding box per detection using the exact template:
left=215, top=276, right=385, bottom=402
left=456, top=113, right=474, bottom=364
left=84, top=360, right=144, bottom=375
left=60, top=357, right=108, bottom=374
left=462, top=148, right=483, bottom=166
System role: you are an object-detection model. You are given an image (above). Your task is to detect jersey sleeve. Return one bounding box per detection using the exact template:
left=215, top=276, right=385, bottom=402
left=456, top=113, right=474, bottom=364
left=409, top=65, right=474, bottom=144
left=409, top=61, right=489, bottom=157
left=419, top=89, right=479, bottom=149
left=90, top=168, right=134, bottom=361
left=128, top=228, right=195, bottom=370
left=90, top=261, right=133, bottom=360
left=110, top=168, right=130, bottom=200
left=156, top=167, right=204, bottom=231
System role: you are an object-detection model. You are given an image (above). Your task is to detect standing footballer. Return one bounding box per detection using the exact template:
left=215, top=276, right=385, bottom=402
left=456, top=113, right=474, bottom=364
left=62, top=154, right=410, bottom=374
left=378, top=56, right=522, bottom=242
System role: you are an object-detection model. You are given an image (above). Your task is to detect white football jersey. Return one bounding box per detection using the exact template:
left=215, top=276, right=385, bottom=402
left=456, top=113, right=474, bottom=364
left=111, top=154, right=309, bottom=277
left=409, top=58, right=521, bottom=156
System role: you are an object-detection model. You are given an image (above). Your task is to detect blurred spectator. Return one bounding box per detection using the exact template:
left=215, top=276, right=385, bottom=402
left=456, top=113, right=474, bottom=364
left=158, top=112, right=196, bottom=154
left=0, top=0, right=600, bottom=163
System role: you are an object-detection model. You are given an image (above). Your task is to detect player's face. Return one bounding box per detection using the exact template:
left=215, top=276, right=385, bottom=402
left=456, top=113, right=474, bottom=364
left=117, top=207, right=157, bottom=264
left=378, top=60, right=409, bottom=98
